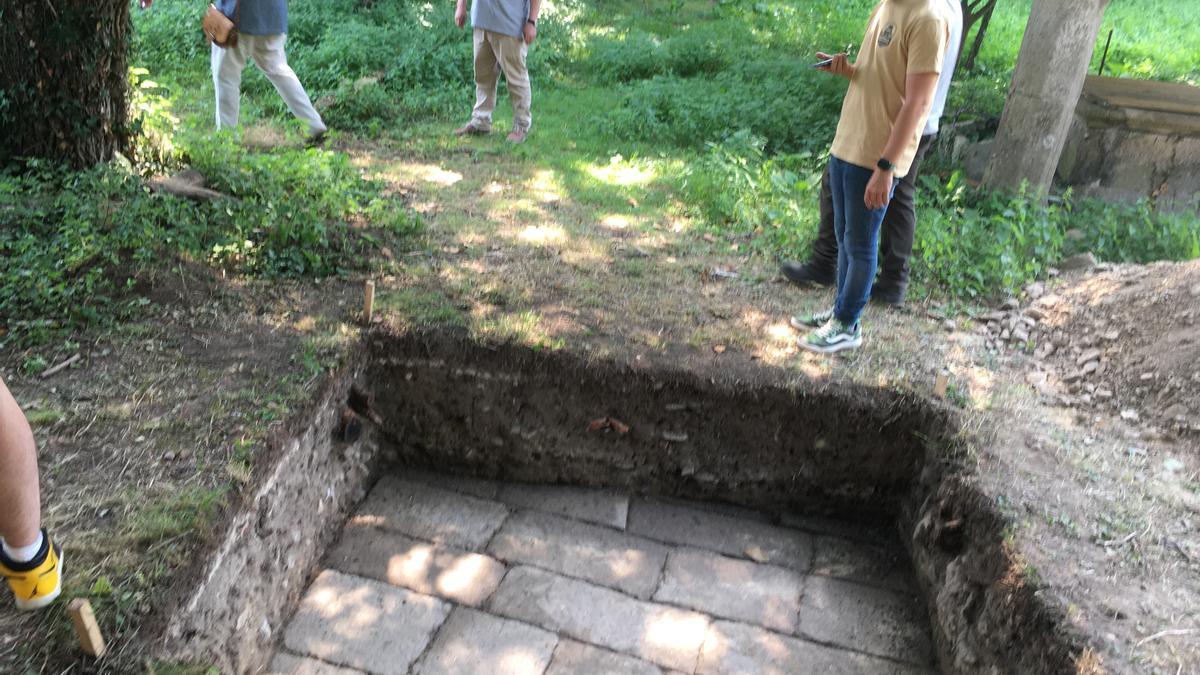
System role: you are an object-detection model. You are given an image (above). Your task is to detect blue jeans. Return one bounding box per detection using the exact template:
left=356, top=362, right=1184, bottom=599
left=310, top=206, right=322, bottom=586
left=829, top=156, right=897, bottom=326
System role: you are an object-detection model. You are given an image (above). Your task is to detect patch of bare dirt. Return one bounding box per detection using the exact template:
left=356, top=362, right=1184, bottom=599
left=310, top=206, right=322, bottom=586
left=967, top=259, right=1200, bottom=673
left=980, top=259, right=1200, bottom=438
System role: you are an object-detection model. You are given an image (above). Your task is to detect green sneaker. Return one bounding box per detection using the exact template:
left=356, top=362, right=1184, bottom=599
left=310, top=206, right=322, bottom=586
left=790, top=308, right=834, bottom=331
left=799, top=318, right=862, bottom=354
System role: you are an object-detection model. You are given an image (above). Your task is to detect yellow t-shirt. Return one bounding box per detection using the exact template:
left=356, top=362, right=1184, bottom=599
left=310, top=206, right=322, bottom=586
left=829, top=0, right=949, bottom=177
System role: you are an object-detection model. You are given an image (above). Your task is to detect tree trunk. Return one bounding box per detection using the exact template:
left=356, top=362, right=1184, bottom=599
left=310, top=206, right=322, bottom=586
left=982, top=0, right=1109, bottom=193
left=962, top=3, right=994, bottom=73
left=958, top=0, right=997, bottom=74
left=0, top=1, right=131, bottom=168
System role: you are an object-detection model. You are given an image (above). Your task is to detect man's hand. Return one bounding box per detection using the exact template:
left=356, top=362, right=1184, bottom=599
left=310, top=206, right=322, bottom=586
left=454, top=1, right=467, bottom=29
left=140, top=0, right=153, bottom=8
left=816, top=51, right=855, bottom=79
left=523, top=21, right=537, bottom=44
left=864, top=167, right=893, bottom=210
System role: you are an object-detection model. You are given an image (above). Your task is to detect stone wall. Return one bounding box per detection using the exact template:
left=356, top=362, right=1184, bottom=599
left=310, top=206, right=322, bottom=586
left=160, top=367, right=379, bottom=674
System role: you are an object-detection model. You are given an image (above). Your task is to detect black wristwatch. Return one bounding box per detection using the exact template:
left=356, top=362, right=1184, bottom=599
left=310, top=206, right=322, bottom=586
left=877, top=157, right=895, bottom=172
left=526, top=18, right=537, bottom=26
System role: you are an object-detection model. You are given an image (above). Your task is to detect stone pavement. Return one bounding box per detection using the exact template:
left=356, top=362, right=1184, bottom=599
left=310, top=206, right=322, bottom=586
left=270, top=470, right=935, bottom=674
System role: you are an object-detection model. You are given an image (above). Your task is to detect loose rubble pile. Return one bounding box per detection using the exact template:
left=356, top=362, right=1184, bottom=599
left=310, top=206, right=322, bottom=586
left=975, top=256, right=1200, bottom=437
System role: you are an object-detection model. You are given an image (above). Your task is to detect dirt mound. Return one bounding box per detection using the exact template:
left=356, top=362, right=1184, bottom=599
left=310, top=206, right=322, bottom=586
left=982, top=259, right=1200, bottom=438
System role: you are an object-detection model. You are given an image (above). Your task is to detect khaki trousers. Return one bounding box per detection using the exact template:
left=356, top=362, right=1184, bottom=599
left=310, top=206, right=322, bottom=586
left=211, top=34, right=326, bottom=134
left=471, top=28, right=532, bottom=132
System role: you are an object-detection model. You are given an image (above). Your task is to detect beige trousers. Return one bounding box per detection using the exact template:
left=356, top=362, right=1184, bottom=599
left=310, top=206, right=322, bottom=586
left=471, top=28, right=532, bottom=132
left=211, top=34, right=326, bottom=134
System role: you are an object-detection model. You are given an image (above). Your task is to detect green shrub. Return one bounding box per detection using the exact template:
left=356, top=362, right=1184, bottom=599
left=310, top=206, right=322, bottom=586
left=0, top=133, right=420, bottom=346
left=585, top=31, right=665, bottom=83
left=914, top=173, right=1067, bottom=300
left=603, top=62, right=843, bottom=154
left=680, top=130, right=821, bottom=255
left=1067, top=199, right=1200, bottom=263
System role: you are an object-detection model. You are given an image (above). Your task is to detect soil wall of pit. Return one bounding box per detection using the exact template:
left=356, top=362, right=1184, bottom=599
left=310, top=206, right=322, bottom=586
left=364, top=332, right=954, bottom=518
left=160, top=366, right=378, bottom=674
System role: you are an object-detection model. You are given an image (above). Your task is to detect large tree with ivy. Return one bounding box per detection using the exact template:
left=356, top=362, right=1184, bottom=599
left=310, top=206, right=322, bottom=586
left=0, top=1, right=131, bottom=168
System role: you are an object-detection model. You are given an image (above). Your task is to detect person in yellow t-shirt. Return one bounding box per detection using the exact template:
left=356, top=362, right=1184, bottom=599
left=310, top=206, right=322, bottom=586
left=793, top=0, right=948, bottom=354
left=1, top=377, right=63, bottom=611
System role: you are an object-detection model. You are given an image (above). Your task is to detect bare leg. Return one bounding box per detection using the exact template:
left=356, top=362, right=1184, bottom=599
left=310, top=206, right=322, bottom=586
left=0, top=377, right=39, bottom=549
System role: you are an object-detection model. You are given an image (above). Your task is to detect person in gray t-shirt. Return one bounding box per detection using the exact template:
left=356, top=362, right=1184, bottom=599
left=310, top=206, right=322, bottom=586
left=453, top=0, right=541, bottom=143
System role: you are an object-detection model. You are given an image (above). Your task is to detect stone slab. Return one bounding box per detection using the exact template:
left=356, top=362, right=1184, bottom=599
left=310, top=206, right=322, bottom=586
left=627, top=498, right=813, bottom=571
left=415, top=606, right=558, bottom=675
left=653, top=548, right=804, bottom=633
left=799, top=575, right=933, bottom=666
left=497, top=482, right=630, bottom=529
left=487, top=510, right=668, bottom=599
left=489, top=566, right=710, bottom=672
left=660, top=496, right=773, bottom=524
left=811, top=535, right=914, bottom=592
left=283, top=570, right=451, bottom=675
left=698, top=620, right=930, bottom=675
left=403, top=468, right=501, bottom=500
left=326, top=523, right=506, bottom=606
left=353, top=475, right=509, bottom=551
left=545, top=639, right=663, bottom=675
left=779, top=512, right=892, bottom=543
left=267, top=652, right=366, bottom=675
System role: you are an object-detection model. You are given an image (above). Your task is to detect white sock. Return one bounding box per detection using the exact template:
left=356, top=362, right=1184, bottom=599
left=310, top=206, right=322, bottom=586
left=2, top=531, right=43, bottom=563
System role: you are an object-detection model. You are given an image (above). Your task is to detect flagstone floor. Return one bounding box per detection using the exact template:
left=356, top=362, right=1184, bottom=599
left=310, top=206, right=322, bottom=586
left=269, top=469, right=935, bottom=674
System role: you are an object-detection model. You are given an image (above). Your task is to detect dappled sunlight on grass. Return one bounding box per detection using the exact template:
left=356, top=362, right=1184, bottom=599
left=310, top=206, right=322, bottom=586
left=585, top=157, right=659, bottom=188
left=516, top=225, right=569, bottom=246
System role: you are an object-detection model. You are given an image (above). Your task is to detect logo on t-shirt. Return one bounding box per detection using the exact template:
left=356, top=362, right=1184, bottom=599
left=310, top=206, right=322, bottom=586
left=878, top=24, right=896, bottom=48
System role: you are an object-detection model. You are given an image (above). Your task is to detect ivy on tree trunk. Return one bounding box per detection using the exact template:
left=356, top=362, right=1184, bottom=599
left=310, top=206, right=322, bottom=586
left=0, top=0, right=131, bottom=168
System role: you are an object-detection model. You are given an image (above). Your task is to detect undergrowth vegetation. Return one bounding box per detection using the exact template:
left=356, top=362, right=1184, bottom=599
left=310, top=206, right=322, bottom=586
left=0, top=134, right=419, bottom=347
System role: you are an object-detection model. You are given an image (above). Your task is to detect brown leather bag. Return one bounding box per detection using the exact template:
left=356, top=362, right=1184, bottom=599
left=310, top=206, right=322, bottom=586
left=202, top=2, right=239, bottom=48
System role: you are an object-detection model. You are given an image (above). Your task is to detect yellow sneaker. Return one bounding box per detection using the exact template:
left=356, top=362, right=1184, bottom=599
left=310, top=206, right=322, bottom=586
left=1, top=530, right=63, bottom=610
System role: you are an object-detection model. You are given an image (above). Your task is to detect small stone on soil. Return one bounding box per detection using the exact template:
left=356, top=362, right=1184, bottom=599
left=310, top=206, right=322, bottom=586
left=1120, top=409, right=1141, bottom=423
left=1076, top=349, right=1102, bottom=366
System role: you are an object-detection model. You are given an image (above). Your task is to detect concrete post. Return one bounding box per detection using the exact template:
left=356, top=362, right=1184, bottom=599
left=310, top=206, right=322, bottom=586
left=982, top=0, right=1109, bottom=192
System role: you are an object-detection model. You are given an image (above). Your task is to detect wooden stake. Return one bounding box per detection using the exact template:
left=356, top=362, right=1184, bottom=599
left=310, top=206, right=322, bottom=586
left=67, top=598, right=107, bottom=658
left=363, top=280, right=376, bottom=325
left=934, top=370, right=950, bottom=399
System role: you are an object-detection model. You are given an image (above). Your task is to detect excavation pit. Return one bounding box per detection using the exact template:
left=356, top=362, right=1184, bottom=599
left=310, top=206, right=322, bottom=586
left=162, top=331, right=1087, bottom=674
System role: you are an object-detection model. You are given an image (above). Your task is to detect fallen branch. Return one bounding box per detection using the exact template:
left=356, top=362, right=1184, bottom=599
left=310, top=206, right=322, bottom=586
left=40, top=353, right=81, bottom=379
left=1135, top=628, right=1200, bottom=647
left=1100, top=523, right=1151, bottom=548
